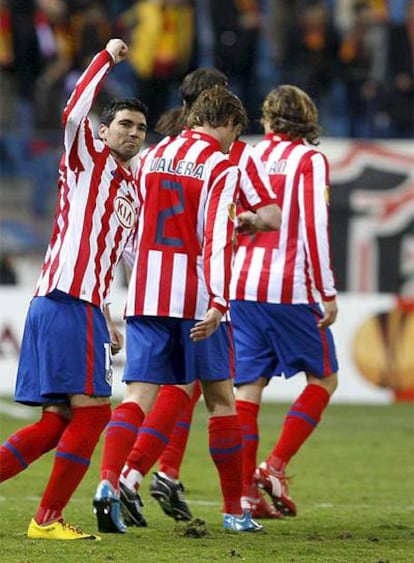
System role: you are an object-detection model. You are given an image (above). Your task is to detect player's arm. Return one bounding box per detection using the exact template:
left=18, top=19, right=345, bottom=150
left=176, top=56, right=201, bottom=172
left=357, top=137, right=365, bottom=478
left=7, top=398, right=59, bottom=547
left=190, top=163, right=239, bottom=342
left=235, top=146, right=281, bottom=234
left=205, top=163, right=240, bottom=314
left=236, top=203, right=281, bottom=234
left=121, top=215, right=140, bottom=284
left=103, top=304, right=124, bottom=355
left=62, top=39, right=128, bottom=155
left=319, top=299, right=338, bottom=328
left=121, top=232, right=137, bottom=279
left=189, top=307, right=223, bottom=343
left=300, top=151, right=337, bottom=327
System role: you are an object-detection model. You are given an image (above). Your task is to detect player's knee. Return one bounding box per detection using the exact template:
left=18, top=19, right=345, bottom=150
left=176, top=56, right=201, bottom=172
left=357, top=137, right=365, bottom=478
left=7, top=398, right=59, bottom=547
left=321, top=373, right=338, bottom=395
left=44, top=404, right=72, bottom=420
left=204, top=395, right=236, bottom=417
left=235, top=379, right=266, bottom=403
left=123, top=382, right=158, bottom=414
left=307, top=372, right=338, bottom=395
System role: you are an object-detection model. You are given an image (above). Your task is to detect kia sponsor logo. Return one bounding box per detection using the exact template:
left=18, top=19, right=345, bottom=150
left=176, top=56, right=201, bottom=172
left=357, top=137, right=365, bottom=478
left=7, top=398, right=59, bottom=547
left=115, top=196, right=136, bottom=229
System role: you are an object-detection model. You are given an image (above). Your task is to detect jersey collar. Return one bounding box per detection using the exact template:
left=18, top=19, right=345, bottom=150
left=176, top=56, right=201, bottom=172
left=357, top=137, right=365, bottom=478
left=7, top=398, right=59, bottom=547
left=180, top=129, right=222, bottom=152
left=116, top=163, right=133, bottom=182
left=264, top=132, right=304, bottom=144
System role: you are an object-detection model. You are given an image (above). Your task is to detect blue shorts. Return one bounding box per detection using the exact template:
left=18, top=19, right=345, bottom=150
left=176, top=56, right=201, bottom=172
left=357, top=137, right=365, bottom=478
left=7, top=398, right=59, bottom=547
left=123, top=316, right=234, bottom=385
left=14, top=291, right=113, bottom=406
left=230, top=300, right=338, bottom=385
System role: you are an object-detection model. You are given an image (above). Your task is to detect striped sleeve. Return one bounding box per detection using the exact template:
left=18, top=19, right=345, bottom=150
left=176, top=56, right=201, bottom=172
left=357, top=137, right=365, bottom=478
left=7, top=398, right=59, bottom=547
left=299, top=151, right=337, bottom=300
left=63, top=50, right=113, bottom=159
left=231, top=141, right=277, bottom=210
left=204, top=162, right=240, bottom=314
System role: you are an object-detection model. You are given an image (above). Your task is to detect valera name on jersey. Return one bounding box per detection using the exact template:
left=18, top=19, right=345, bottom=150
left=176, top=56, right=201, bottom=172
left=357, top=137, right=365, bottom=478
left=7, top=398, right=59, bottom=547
left=150, top=157, right=205, bottom=179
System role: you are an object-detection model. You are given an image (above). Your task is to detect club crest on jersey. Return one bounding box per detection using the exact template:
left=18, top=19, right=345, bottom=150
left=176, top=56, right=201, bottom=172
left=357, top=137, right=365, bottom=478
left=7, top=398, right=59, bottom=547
left=114, top=196, right=136, bottom=229
left=227, top=202, right=237, bottom=222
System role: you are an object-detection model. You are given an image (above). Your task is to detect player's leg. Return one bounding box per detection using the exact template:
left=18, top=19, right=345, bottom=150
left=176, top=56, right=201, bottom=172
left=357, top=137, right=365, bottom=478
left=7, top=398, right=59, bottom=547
left=12, top=294, right=111, bottom=540
left=235, top=380, right=281, bottom=519
left=29, top=395, right=111, bottom=541
left=255, top=303, right=339, bottom=516
left=158, top=380, right=202, bottom=479
left=202, top=377, right=262, bottom=532
left=120, top=382, right=194, bottom=523
left=231, top=299, right=282, bottom=519
left=264, top=372, right=338, bottom=474
left=192, top=320, right=262, bottom=532
left=94, top=381, right=156, bottom=533
left=256, top=372, right=337, bottom=515
left=94, top=315, right=172, bottom=533
left=1, top=299, right=70, bottom=483
left=147, top=381, right=202, bottom=522
left=0, top=406, right=70, bottom=482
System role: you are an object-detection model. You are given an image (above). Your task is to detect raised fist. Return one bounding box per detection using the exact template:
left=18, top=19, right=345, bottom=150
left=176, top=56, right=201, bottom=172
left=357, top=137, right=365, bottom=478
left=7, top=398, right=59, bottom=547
left=105, top=39, right=128, bottom=64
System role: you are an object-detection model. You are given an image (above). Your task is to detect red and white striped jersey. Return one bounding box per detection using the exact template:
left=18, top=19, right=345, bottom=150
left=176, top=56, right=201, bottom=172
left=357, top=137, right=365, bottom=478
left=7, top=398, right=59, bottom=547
left=34, top=50, right=140, bottom=309
left=229, top=139, right=277, bottom=210
left=125, top=129, right=240, bottom=319
left=230, top=133, right=337, bottom=304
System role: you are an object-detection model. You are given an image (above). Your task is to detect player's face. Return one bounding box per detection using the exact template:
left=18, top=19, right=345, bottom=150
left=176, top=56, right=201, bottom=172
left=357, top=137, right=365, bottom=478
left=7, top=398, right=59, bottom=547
left=100, top=109, right=147, bottom=164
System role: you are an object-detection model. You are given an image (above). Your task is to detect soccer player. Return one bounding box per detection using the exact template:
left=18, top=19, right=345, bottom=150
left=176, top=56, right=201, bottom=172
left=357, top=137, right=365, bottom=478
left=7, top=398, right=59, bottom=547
left=116, top=69, right=281, bottom=526
left=154, top=67, right=230, bottom=138
left=231, top=84, right=339, bottom=517
left=0, top=39, right=148, bottom=541
left=93, top=85, right=263, bottom=534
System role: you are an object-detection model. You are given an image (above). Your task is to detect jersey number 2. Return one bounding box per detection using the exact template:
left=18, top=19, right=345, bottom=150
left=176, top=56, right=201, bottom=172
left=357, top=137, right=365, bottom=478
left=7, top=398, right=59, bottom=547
left=155, top=180, right=184, bottom=248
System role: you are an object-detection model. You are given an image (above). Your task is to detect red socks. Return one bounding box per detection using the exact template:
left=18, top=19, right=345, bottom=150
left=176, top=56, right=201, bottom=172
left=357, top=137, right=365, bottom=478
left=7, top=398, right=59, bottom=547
left=100, top=401, right=145, bottom=489
left=0, top=411, right=69, bottom=483
left=209, top=414, right=243, bottom=515
left=158, top=382, right=202, bottom=479
left=268, top=384, right=330, bottom=470
left=126, top=386, right=190, bottom=477
left=35, top=404, right=111, bottom=525
left=236, top=400, right=260, bottom=494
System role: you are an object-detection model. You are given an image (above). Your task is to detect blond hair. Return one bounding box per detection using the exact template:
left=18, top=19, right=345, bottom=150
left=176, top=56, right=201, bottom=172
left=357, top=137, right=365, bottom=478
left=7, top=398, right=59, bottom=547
left=261, top=85, right=321, bottom=145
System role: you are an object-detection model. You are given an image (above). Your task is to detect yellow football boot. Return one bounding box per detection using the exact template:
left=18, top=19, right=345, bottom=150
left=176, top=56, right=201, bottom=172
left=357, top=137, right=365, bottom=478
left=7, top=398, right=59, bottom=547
left=27, top=518, right=101, bottom=541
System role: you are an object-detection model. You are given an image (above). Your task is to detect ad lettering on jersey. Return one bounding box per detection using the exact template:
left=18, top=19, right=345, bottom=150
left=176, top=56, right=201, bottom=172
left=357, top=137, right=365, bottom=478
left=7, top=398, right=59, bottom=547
left=114, top=196, right=136, bottom=229
left=268, top=159, right=287, bottom=174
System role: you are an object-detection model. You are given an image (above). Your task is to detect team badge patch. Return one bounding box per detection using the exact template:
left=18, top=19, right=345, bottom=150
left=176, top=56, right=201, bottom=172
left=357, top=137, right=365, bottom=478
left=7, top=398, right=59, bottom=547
left=228, top=202, right=236, bottom=222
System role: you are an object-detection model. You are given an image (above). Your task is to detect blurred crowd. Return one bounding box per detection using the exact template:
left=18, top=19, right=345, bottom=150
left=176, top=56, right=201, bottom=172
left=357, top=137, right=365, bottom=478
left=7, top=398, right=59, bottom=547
left=0, top=0, right=413, bottom=220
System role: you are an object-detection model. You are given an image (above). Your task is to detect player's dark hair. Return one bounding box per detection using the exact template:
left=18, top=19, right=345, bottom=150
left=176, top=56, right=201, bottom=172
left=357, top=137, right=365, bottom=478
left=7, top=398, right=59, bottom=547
left=101, top=98, right=149, bottom=126
left=187, top=86, right=248, bottom=131
left=179, top=68, right=228, bottom=106
left=155, top=68, right=229, bottom=136
left=261, top=85, right=321, bottom=145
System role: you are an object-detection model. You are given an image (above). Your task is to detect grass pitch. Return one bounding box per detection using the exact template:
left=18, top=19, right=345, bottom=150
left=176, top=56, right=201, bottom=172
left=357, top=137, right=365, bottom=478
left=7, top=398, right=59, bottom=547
left=0, top=400, right=413, bottom=562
